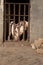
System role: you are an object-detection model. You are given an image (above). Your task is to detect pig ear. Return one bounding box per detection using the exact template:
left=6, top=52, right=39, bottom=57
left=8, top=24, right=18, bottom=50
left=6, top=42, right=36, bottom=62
left=10, top=21, right=13, bottom=25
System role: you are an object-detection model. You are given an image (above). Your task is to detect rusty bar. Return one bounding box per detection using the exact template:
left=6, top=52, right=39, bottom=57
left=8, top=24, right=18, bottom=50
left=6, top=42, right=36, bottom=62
left=23, top=4, right=25, bottom=41
left=5, top=4, right=6, bottom=41
left=3, top=1, right=5, bottom=42
left=8, top=4, right=10, bottom=40
left=3, top=3, right=6, bottom=41
left=14, top=4, right=16, bottom=41
left=4, top=0, right=6, bottom=4
left=27, top=4, right=30, bottom=42
left=5, top=3, right=29, bottom=5
left=18, top=4, right=20, bottom=42
left=3, top=19, right=14, bottom=21
left=26, top=5, right=28, bottom=41
left=5, top=14, right=29, bottom=16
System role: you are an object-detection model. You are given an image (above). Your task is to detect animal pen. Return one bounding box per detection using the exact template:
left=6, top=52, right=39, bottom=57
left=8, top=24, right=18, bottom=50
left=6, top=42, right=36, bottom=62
left=3, top=0, right=30, bottom=42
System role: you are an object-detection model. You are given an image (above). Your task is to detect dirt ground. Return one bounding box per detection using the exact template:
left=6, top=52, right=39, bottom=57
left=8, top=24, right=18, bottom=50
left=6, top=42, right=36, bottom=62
left=0, top=42, right=43, bottom=65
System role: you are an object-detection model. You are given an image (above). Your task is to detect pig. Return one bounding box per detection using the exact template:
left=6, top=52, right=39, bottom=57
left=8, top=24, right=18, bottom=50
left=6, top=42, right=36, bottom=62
left=10, top=21, right=28, bottom=41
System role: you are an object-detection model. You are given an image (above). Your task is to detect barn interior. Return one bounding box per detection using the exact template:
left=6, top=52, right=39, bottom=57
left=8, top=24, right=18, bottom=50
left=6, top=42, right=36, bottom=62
left=4, top=0, right=30, bottom=41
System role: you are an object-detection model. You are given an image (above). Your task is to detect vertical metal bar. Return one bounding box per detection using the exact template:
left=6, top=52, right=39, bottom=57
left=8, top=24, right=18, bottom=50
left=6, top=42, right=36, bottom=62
left=4, top=3, right=6, bottom=41
left=8, top=4, right=10, bottom=40
left=3, top=0, right=5, bottom=42
left=4, top=0, right=6, bottom=3
left=3, top=0, right=5, bottom=44
left=18, top=4, right=20, bottom=42
left=23, top=4, right=25, bottom=41
left=14, top=4, right=15, bottom=41
left=28, top=4, right=30, bottom=42
left=3, top=3, right=6, bottom=42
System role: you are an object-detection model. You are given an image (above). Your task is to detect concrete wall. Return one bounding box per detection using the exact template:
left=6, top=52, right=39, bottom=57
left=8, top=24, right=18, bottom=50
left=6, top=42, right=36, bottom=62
left=0, top=0, right=3, bottom=42
left=30, top=0, right=43, bottom=42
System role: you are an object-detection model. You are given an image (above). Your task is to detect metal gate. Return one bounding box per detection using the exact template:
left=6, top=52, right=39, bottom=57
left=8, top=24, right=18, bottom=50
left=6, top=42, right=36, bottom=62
left=3, top=1, right=30, bottom=42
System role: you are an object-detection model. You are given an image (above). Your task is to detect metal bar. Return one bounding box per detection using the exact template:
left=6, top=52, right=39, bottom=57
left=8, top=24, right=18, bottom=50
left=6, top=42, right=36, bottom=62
left=3, top=3, right=6, bottom=42
left=4, top=3, right=29, bottom=5
left=23, top=5, right=25, bottom=41
left=18, top=4, right=20, bottom=42
left=14, top=4, right=16, bottom=41
left=4, top=4, right=6, bottom=41
left=4, top=0, right=6, bottom=3
left=26, top=5, right=28, bottom=41
left=3, top=19, right=14, bottom=21
left=4, top=14, right=29, bottom=16
left=8, top=4, right=10, bottom=40
left=28, top=4, right=30, bottom=42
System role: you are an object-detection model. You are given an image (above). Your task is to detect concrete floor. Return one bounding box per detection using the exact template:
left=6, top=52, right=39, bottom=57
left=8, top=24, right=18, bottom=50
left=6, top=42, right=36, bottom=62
left=0, top=42, right=43, bottom=65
